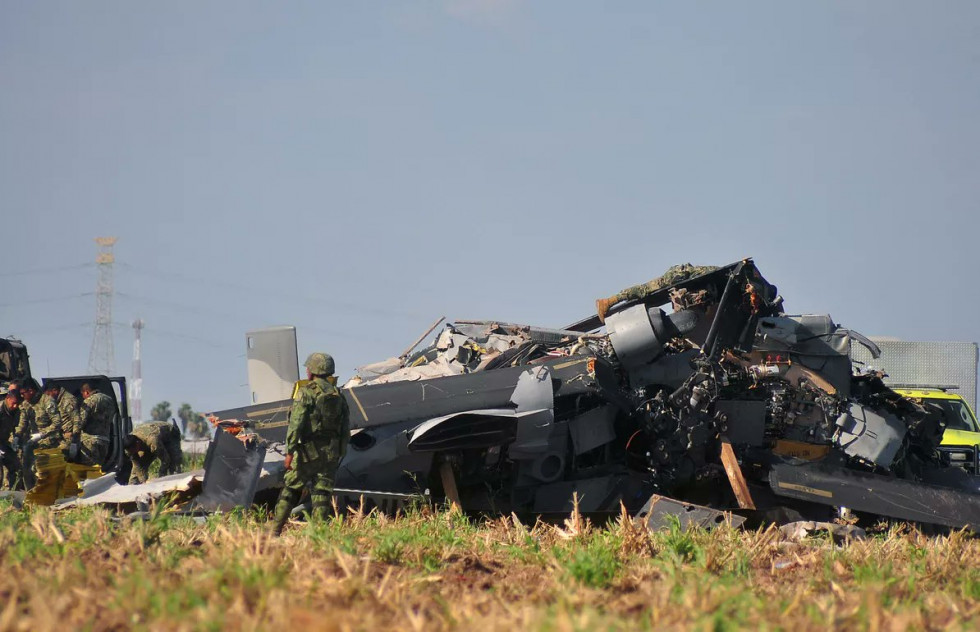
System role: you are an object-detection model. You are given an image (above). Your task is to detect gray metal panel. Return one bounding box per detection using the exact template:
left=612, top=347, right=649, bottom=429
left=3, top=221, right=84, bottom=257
left=836, top=403, right=907, bottom=468
left=196, top=429, right=266, bottom=512
left=852, top=340, right=979, bottom=411
left=606, top=304, right=661, bottom=370
left=531, top=475, right=623, bottom=513
left=245, top=326, right=300, bottom=405
left=568, top=405, right=617, bottom=455
left=635, top=494, right=745, bottom=531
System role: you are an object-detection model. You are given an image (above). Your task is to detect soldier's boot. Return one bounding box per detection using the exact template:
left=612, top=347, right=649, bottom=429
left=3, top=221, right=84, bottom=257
left=595, top=297, right=616, bottom=324
left=271, top=489, right=300, bottom=536
left=311, top=491, right=333, bottom=521
left=271, top=501, right=292, bottom=537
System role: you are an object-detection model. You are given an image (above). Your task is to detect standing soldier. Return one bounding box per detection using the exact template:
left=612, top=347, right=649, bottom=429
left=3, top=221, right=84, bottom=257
left=14, top=379, right=41, bottom=488
left=271, top=352, right=350, bottom=536
left=78, top=383, right=114, bottom=467
left=36, top=382, right=81, bottom=459
left=123, top=421, right=183, bottom=484
left=0, top=389, right=22, bottom=489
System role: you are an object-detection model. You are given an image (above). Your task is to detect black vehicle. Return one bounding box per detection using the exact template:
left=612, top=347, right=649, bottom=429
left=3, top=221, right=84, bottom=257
left=0, top=337, right=32, bottom=388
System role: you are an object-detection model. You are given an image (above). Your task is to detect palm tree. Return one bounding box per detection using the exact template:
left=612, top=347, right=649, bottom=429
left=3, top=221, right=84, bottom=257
left=150, top=401, right=171, bottom=422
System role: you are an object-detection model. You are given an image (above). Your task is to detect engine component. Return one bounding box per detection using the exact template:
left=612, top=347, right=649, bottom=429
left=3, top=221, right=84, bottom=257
left=835, top=403, right=907, bottom=468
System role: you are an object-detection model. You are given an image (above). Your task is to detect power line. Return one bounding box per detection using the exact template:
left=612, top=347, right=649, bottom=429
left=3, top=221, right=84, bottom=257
left=116, top=291, right=406, bottom=344
left=110, top=321, right=238, bottom=350
left=116, top=291, right=244, bottom=320
left=4, top=322, right=91, bottom=337
left=0, top=263, right=94, bottom=278
left=117, top=262, right=429, bottom=321
left=0, top=293, right=93, bottom=308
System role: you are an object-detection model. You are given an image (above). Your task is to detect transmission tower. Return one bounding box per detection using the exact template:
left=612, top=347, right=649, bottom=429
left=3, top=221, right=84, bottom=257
left=87, top=237, right=117, bottom=375
left=130, top=319, right=144, bottom=424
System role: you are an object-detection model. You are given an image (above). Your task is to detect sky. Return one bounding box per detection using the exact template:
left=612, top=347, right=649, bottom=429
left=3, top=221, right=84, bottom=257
left=1, top=1, right=978, bottom=417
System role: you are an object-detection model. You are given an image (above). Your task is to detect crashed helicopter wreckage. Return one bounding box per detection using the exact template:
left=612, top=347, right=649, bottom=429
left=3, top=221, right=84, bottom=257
left=208, top=258, right=980, bottom=531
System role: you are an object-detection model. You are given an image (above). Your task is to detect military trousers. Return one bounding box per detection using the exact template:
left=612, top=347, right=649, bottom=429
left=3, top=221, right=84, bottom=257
left=273, top=453, right=340, bottom=526
left=78, top=433, right=109, bottom=467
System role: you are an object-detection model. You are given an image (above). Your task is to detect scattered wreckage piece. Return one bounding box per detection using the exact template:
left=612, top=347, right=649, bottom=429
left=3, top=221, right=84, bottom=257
left=193, top=428, right=267, bottom=512
left=56, top=434, right=272, bottom=513
left=635, top=494, right=745, bottom=531
left=57, top=471, right=203, bottom=510
left=778, top=521, right=867, bottom=542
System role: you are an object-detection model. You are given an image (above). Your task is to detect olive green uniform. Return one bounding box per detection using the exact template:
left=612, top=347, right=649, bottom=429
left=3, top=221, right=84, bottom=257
left=0, top=401, right=22, bottom=489
left=14, top=393, right=40, bottom=488
left=611, top=263, right=720, bottom=304
left=15, top=393, right=39, bottom=444
left=79, top=391, right=114, bottom=466
left=272, top=377, right=350, bottom=531
left=128, top=421, right=183, bottom=484
left=35, top=389, right=80, bottom=451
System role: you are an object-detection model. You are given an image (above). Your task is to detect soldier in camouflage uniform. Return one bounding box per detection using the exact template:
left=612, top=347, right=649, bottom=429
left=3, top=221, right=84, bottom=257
left=34, top=383, right=81, bottom=457
left=14, top=379, right=41, bottom=488
left=14, top=380, right=39, bottom=443
left=0, top=390, right=23, bottom=489
left=596, top=263, right=720, bottom=322
left=123, top=421, right=183, bottom=484
left=78, top=383, right=114, bottom=467
left=271, top=352, right=350, bottom=536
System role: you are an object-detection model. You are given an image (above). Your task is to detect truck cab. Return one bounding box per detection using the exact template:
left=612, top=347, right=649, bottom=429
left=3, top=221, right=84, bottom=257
left=0, top=337, right=32, bottom=389
left=894, top=387, right=980, bottom=473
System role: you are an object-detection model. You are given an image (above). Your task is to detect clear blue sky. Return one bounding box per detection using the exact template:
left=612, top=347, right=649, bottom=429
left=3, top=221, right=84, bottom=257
left=2, top=1, right=978, bottom=416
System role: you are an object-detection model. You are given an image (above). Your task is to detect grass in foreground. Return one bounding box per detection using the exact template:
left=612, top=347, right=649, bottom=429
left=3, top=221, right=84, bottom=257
left=0, top=500, right=978, bottom=631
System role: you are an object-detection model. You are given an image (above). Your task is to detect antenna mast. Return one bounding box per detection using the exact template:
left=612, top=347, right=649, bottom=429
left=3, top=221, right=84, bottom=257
left=131, top=319, right=144, bottom=424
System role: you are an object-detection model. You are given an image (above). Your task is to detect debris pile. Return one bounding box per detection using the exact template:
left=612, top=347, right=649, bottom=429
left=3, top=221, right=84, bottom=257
left=257, top=258, right=980, bottom=530
left=63, top=258, right=980, bottom=532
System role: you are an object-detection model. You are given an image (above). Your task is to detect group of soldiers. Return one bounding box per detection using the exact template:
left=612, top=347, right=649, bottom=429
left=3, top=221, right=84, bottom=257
left=0, top=379, right=115, bottom=489
left=0, top=351, right=346, bottom=536
left=0, top=379, right=184, bottom=490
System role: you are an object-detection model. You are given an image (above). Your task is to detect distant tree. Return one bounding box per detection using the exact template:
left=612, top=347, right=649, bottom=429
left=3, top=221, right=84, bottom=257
left=151, top=401, right=172, bottom=422
left=178, top=402, right=211, bottom=439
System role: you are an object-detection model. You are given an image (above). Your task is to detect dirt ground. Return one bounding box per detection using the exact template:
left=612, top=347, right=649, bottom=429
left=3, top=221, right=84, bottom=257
left=1, top=500, right=979, bottom=631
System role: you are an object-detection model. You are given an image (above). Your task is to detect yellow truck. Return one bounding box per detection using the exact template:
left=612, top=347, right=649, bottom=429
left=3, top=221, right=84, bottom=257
left=894, top=387, right=980, bottom=473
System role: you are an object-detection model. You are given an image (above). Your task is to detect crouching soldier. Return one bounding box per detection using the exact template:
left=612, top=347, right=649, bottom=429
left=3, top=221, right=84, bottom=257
left=78, top=383, right=113, bottom=467
left=123, top=421, right=183, bottom=484
left=271, top=352, right=350, bottom=536
left=37, top=381, right=81, bottom=459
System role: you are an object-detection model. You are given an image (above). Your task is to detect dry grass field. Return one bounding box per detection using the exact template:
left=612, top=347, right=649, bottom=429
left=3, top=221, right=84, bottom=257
left=1, top=499, right=979, bottom=631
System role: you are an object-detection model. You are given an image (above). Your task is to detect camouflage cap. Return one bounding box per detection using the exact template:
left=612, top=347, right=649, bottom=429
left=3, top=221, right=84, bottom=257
left=304, top=352, right=335, bottom=376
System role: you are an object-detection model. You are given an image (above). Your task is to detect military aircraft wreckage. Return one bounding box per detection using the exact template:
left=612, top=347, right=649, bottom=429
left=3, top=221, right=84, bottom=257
left=55, top=259, right=980, bottom=532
